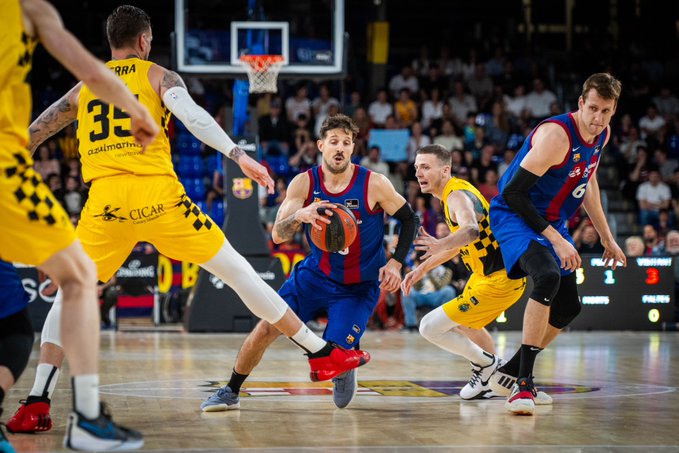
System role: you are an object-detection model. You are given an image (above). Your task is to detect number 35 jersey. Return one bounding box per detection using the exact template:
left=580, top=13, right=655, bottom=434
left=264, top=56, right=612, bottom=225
left=77, top=58, right=173, bottom=182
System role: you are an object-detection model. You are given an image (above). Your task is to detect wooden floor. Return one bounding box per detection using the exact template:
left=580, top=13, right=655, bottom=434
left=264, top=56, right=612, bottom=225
left=6, top=329, right=679, bottom=452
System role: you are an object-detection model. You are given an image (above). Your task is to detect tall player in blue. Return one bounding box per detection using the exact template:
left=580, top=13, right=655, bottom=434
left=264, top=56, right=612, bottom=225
left=201, top=114, right=416, bottom=410
left=489, top=73, right=627, bottom=415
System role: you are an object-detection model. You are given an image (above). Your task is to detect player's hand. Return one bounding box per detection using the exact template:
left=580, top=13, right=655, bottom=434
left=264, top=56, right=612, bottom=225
left=237, top=152, right=275, bottom=194
left=296, top=202, right=336, bottom=230
left=401, top=266, right=424, bottom=296
left=554, top=238, right=581, bottom=272
left=379, top=259, right=403, bottom=293
left=413, top=226, right=441, bottom=260
left=129, top=107, right=159, bottom=149
left=601, top=238, right=627, bottom=270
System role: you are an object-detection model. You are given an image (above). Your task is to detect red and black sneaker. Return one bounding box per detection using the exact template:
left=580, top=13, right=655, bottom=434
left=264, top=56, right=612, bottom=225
left=308, top=343, right=370, bottom=382
left=504, top=376, right=536, bottom=415
left=6, top=397, right=53, bottom=433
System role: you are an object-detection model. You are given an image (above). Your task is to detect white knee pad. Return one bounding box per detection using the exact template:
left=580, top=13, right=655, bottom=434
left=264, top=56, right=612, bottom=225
left=200, top=240, right=288, bottom=324
left=418, top=306, right=486, bottom=363
left=40, top=288, right=63, bottom=347
left=419, top=306, right=456, bottom=342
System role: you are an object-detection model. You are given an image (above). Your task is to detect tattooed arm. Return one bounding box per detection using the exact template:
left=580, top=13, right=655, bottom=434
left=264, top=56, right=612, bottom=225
left=28, top=83, right=81, bottom=153
left=272, top=172, right=335, bottom=244
left=151, top=64, right=274, bottom=192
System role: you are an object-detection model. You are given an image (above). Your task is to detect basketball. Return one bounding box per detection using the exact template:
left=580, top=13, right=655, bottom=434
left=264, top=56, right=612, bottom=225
left=309, top=204, right=358, bottom=253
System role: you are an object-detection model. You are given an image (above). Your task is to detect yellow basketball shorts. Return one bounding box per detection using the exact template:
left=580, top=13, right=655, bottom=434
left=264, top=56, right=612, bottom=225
left=77, top=174, right=225, bottom=281
left=0, top=148, right=75, bottom=265
left=442, top=271, right=527, bottom=329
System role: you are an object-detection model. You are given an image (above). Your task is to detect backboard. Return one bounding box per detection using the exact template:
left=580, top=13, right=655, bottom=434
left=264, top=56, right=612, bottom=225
left=174, top=0, right=346, bottom=77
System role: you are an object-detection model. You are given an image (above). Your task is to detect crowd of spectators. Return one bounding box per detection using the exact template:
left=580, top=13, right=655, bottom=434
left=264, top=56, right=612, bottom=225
left=31, top=39, right=679, bottom=327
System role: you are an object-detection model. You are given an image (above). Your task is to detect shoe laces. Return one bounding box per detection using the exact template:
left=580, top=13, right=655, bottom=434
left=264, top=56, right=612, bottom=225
left=215, top=386, right=233, bottom=398
left=467, top=364, right=483, bottom=388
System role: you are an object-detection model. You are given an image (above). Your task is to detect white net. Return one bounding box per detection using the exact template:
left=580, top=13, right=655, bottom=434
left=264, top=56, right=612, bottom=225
left=239, top=55, right=285, bottom=93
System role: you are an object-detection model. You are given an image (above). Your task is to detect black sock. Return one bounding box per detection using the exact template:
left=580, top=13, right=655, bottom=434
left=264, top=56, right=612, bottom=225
left=502, top=348, right=522, bottom=376
left=227, top=369, right=249, bottom=394
left=307, top=342, right=334, bottom=359
left=518, top=344, right=542, bottom=379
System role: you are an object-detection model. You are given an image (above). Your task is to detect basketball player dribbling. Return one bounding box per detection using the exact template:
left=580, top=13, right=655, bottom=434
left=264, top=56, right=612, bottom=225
left=1, top=0, right=160, bottom=450
left=201, top=114, right=417, bottom=411
left=8, top=5, right=369, bottom=439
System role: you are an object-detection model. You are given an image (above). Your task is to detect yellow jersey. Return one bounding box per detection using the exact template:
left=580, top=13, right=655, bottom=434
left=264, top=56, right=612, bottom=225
left=441, top=177, right=505, bottom=276
left=0, top=0, right=37, bottom=165
left=77, top=58, right=172, bottom=182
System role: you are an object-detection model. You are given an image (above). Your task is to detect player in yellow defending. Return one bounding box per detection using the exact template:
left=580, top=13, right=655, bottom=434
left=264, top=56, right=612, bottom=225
left=7, top=4, right=369, bottom=440
left=1, top=0, right=159, bottom=451
left=402, top=144, right=531, bottom=400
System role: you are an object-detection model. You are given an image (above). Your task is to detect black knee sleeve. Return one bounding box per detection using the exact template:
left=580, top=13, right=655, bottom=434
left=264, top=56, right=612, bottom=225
left=0, top=307, right=34, bottom=381
left=519, top=241, right=561, bottom=306
left=549, top=272, right=581, bottom=329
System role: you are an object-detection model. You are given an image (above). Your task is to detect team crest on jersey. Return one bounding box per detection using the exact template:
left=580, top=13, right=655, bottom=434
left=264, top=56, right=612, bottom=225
left=345, top=199, right=359, bottom=209
left=458, top=303, right=470, bottom=312
left=346, top=334, right=355, bottom=345
left=573, top=153, right=581, bottom=163
left=232, top=178, right=254, bottom=200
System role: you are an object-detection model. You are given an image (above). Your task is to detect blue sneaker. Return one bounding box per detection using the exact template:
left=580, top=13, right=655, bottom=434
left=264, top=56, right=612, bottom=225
left=200, top=386, right=241, bottom=412
left=332, top=369, right=357, bottom=409
left=1, top=422, right=16, bottom=453
left=63, top=404, right=143, bottom=451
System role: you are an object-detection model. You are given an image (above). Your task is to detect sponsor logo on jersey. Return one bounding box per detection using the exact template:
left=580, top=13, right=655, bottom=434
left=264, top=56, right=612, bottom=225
left=93, top=205, right=127, bottom=222
left=345, top=199, right=359, bottom=209
left=129, top=203, right=165, bottom=223
left=232, top=177, right=254, bottom=199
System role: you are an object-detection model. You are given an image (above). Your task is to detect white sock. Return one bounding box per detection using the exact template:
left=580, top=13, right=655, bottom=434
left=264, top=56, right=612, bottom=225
left=419, top=307, right=493, bottom=366
left=72, top=375, right=100, bottom=419
left=29, top=364, right=60, bottom=400
left=290, top=325, right=326, bottom=354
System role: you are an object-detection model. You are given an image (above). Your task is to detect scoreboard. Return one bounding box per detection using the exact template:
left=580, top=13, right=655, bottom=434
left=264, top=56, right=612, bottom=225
left=488, top=255, right=676, bottom=331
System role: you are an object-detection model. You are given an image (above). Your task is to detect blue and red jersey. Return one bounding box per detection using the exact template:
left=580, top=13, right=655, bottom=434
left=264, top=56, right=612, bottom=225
left=302, top=165, right=386, bottom=285
left=494, top=112, right=607, bottom=228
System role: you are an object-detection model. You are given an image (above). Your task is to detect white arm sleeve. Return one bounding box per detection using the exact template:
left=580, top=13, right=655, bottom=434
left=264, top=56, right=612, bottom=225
left=162, top=86, right=238, bottom=158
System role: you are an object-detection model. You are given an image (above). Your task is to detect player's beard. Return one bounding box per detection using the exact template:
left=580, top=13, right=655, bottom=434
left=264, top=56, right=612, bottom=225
left=323, top=155, right=351, bottom=175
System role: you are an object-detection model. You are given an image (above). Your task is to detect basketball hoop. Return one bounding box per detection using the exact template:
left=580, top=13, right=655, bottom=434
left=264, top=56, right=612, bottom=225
left=239, top=55, right=285, bottom=93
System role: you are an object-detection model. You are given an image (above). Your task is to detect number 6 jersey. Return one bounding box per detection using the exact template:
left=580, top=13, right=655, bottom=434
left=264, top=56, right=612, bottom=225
left=77, top=58, right=173, bottom=182
left=493, top=112, right=607, bottom=226
left=490, top=112, right=607, bottom=279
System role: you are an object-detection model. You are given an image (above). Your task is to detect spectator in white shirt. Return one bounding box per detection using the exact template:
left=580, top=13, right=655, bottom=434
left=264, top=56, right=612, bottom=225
left=637, top=168, right=672, bottom=227
left=389, top=65, right=419, bottom=98
left=285, top=84, right=312, bottom=122
left=524, top=77, right=557, bottom=122
left=368, top=89, right=394, bottom=128
left=448, top=80, right=477, bottom=128
left=638, top=104, right=667, bottom=144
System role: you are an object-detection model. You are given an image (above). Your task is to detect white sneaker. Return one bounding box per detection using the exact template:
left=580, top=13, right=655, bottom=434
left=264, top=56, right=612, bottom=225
left=459, top=352, right=501, bottom=400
